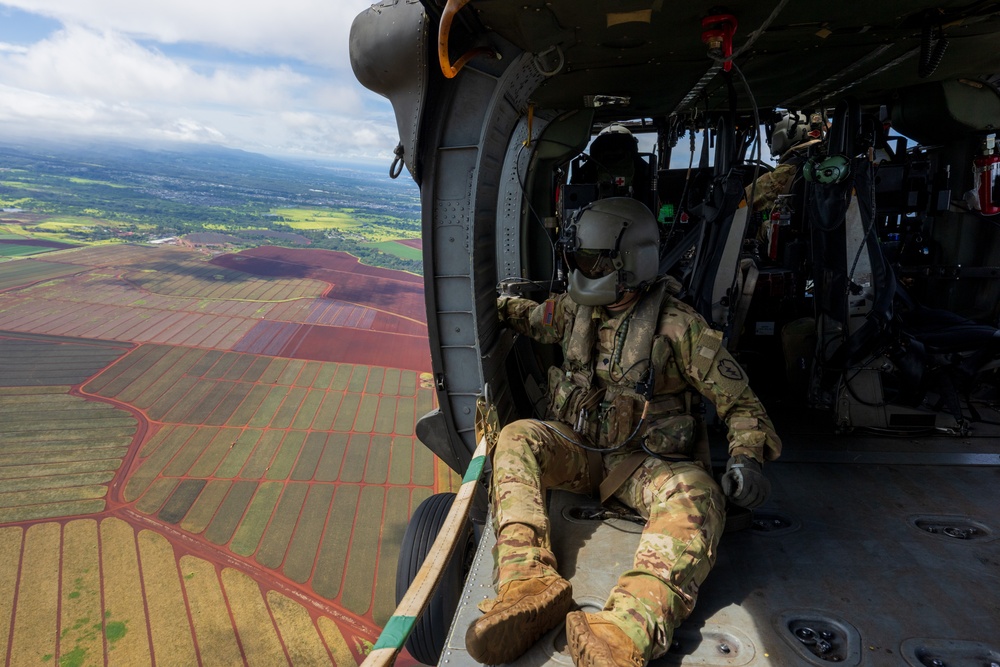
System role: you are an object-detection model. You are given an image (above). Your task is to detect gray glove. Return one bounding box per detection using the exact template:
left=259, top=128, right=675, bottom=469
left=720, top=455, right=771, bottom=509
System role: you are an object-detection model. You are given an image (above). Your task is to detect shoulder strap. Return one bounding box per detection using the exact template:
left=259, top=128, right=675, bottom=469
left=620, top=280, right=671, bottom=385
left=565, top=304, right=595, bottom=371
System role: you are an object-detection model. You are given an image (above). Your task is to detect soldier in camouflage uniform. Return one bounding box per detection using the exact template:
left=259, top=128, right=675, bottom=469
left=747, top=111, right=823, bottom=214
left=465, top=198, right=781, bottom=667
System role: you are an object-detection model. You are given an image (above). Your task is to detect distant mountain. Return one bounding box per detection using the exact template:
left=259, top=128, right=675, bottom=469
left=0, top=138, right=420, bottom=219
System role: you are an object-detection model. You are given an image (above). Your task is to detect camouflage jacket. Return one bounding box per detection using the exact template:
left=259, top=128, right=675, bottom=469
left=498, top=287, right=781, bottom=463
left=746, top=162, right=798, bottom=213
left=745, top=140, right=820, bottom=212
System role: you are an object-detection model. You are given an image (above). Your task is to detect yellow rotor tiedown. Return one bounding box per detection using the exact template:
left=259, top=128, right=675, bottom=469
left=438, top=0, right=498, bottom=79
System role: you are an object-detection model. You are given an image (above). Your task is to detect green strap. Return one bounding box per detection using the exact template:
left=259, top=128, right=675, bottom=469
left=462, top=455, right=486, bottom=484
left=372, top=615, right=416, bottom=651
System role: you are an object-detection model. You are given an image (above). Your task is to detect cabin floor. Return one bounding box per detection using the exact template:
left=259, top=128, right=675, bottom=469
left=440, top=401, right=1000, bottom=666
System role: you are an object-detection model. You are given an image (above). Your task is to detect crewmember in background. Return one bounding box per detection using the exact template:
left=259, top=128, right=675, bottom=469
left=747, top=111, right=824, bottom=213
left=466, top=197, right=781, bottom=667
left=574, top=124, right=651, bottom=203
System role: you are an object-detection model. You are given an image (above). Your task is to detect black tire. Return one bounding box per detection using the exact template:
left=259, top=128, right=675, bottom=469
left=395, top=492, right=472, bottom=665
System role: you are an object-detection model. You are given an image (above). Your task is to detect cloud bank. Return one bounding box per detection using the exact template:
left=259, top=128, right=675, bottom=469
left=0, top=1, right=400, bottom=161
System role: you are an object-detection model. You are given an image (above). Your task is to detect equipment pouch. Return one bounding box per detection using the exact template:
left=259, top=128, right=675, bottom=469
left=546, top=367, right=600, bottom=422
left=547, top=366, right=582, bottom=422
left=642, top=414, right=697, bottom=458
left=600, top=387, right=636, bottom=447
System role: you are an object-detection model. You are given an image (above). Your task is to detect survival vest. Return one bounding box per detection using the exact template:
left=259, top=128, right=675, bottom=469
left=545, top=278, right=693, bottom=455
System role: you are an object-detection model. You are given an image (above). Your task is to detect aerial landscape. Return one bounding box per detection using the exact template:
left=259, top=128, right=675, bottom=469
left=5, top=1, right=1000, bottom=665
left=0, top=140, right=443, bottom=666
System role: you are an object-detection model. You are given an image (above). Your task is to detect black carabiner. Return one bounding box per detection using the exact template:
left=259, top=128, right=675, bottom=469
left=389, top=143, right=405, bottom=179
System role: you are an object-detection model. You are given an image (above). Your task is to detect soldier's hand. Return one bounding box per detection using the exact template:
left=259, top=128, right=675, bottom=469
left=720, top=455, right=770, bottom=509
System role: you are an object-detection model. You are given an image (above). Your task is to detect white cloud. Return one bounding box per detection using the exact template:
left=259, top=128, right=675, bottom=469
left=0, top=0, right=373, bottom=68
left=0, top=3, right=402, bottom=159
left=0, top=82, right=220, bottom=142
left=0, top=26, right=310, bottom=107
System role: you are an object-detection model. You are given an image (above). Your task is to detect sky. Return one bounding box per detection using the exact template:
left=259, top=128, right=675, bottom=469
left=0, top=1, right=399, bottom=162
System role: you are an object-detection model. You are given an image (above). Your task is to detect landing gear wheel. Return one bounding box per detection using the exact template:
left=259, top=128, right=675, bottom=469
left=394, top=492, right=473, bottom=665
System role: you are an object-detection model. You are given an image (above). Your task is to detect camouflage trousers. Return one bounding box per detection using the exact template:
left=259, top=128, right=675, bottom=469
left=490, top=419, right=725, bottom=660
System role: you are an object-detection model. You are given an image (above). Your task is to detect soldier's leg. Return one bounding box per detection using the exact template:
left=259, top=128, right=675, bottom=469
left=466, top=419, right=592, bottom=664
left=573, top=458, right=724, bottom=662
left=490, top=419, right=592, bottom=586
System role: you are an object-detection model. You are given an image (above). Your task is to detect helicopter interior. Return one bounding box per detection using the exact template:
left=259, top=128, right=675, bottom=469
left=464, top=3, right=1000, bottom=438
left=350, top=2, right=1000, bottom=665
left=495, top=100, right=1000, bottom=443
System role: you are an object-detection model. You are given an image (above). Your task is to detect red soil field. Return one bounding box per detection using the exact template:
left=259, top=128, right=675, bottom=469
left=395, top=238, right=422, bottom=250
left=370, top=312, right=427, bottom=336
left=283, top=325, right=431, bottom=372
left=241, top=247, right=421, bottom=283
left=212, top=247, right=426, bottom=323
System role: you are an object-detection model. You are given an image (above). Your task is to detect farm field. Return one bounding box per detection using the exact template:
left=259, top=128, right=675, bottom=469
left=271, top=207, right=420, bottom=243
left=0, top=242, right=447, bottom=666
left=212, top=246, right=426, bottom=322
left=0, top=211, right=155, bottom=245
left=0, top=244, right=430, bottom=370
left=0, top=244, right=52, bottom=258
left=362, top=240, right=423, bottom=262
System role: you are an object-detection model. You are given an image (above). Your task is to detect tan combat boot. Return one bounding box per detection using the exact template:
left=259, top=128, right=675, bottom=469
left=565, top=610, right=645, bottom=667
left=465, top=575, right=573, bottom=664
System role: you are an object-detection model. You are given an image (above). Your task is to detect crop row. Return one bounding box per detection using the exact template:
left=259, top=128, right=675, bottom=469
left=0, top=259, right=79, bottom=291
left=0, top=293, right=259, bottom=350
left=132, top=473, right=431, bottom=624
left=0, top=517, right=365, bottom=666
left=0, top=334, right=130, bottom=387
left=18, top=269, right=296, bottom=318
left=49, top=244, right=163, bottom=268
left=125, top=426, right=434, bottom=500
left=0, top=387, right=136, bottom=524
left=86, top=345, right=429, bottom=422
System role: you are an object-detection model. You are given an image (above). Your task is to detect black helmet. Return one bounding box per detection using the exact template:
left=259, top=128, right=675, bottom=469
left=563, top=197, right=659, bottom=306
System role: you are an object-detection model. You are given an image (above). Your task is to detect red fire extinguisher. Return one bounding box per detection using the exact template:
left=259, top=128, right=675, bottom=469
left=975, top=135, right=1000, bottom=216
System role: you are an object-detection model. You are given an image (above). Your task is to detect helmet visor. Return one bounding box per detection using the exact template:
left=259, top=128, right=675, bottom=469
left=567, top=248, right=617, bottom=279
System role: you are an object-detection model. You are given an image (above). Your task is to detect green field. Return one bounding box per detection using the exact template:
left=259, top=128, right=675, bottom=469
left=0, top=223, right=75, bottom=245
left=0, top=213, right=154, bottom=245
left=361, top=240, right=422, bottom=261
left=0, top=244, right=50, bottom=258
left=272, top=207, right=419, bottom=243
left=273, top=208, right=359, bottom=231
left=0, top=387, right=136, bottom=523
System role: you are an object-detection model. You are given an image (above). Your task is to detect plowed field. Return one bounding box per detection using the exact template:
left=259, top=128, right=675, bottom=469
left=0, top=245, right=429, bottom=370
left=212, top=247, right=425, bottom=322
left=0, top=242, right=449, bottom=666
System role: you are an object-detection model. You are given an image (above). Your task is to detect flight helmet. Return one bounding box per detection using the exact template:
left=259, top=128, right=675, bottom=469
left=598, top=123, right=633, bottom=137
left=770, top=112, right=810, bottom=158
left=563, top=197, right=660, bottom=306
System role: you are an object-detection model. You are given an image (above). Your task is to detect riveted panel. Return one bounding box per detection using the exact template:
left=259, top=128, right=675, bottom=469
left=438, top=312, right=476, bottom=347
left=434, top=224, right=472, bottom=276
left=433, top=148, right=477, bottom=204
left=439, top=69, right=499, bottom=149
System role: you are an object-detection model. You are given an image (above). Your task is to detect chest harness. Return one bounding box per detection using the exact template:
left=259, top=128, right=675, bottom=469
left=563, top=279, right=669, bottom=437
left=542, top=280, right=697, bottom=500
